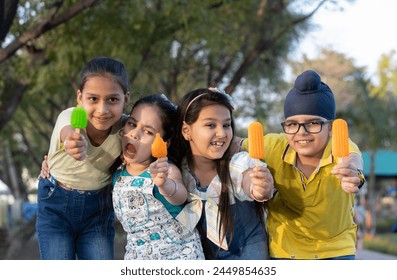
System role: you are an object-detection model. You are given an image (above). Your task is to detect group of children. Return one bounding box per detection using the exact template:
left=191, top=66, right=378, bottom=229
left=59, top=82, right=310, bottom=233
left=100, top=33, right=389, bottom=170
left=36, top=57, right=365, bottom=260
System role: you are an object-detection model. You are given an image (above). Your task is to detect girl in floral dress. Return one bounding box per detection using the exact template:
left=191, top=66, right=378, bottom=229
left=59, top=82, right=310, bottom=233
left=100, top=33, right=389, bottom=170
left=112, top=94, right=204, bottom=260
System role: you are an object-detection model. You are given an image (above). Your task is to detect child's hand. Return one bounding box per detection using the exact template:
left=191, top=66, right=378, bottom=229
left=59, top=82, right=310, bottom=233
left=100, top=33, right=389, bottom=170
left=150, top=160, right=187, bottom=205
left=64, top=132, right=88, bottom=161
left=38, top=155, right=50, bottom=179
left=249, top=166, right=275, bottom=202
left=331, top=153, right=364, bottom=193
left=149, top=157, right=170, bottom=187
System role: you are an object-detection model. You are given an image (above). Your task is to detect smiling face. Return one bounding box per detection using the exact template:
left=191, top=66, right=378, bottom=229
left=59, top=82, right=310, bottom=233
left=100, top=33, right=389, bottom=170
left=182, top=104, right=233, bottom=160
left=77, top=75, right=129, bottom=135
left=285, top=114, right=332, bottom=163
left=122, top=104, right=165, bottom=168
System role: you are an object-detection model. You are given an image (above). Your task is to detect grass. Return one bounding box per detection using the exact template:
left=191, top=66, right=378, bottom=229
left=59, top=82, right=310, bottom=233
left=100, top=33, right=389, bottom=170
left=362, top=215, right=397, bottom=256
left=364, top=233, right=397, bottom=256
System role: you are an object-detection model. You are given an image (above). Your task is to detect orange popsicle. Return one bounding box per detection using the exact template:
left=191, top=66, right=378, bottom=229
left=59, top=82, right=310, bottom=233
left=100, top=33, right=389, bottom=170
left=248, top=121, right=264, bottom=165
left=151, top=133, right=167, bottom=158
left=332, top=119, right=349, bottom=161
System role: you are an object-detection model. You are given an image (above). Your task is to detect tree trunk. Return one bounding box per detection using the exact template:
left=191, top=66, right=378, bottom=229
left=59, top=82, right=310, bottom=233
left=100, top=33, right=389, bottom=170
left=2, top=140, right=27, bottom=202
left=0, top=0, right=20, bottom=43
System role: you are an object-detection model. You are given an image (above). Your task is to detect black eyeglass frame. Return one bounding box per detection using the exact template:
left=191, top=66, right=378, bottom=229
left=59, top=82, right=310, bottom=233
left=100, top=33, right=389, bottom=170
left=280, top=120, right=332, bottom=134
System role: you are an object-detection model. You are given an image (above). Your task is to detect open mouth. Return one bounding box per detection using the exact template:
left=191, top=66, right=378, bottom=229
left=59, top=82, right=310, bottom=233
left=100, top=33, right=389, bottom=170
left=125, top=143, right=137, bottom=156
left=210, top=141, right=225, bottom=147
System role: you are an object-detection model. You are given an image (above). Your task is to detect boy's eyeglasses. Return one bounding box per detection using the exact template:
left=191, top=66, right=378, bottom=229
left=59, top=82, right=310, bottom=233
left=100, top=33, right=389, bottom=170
left=281, top=120, right=332, bottom=134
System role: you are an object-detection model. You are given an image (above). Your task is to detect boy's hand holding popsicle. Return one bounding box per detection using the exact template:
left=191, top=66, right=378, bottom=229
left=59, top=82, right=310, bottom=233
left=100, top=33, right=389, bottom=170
left=63, top=107, right=88, bottom=161
left=331, top=119, right=365, bottom=193
left=246, top=121, right=275, bottom=201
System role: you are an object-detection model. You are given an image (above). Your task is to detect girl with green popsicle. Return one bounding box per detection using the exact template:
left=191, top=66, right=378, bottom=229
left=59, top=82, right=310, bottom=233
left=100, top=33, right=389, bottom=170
left=36, top=57, right=130, bottom=260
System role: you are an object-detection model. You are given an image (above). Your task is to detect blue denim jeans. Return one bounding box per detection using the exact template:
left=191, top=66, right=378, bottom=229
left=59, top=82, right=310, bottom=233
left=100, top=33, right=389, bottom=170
left=199, top=199, right=269, bottom=260
left=36, top=177, right=115, bottom=260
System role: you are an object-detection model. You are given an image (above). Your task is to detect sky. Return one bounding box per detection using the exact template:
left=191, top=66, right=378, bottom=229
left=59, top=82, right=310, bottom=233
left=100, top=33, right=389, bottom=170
left=295, top=0, right=397, bottom=78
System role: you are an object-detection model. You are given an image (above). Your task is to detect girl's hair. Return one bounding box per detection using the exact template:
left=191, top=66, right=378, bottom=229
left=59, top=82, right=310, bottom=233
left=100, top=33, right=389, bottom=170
left=174, top=88, right=236, bottom=252
left=79, top=57, right=130, bottom=94
left=129, top=94, right=177, bottom=161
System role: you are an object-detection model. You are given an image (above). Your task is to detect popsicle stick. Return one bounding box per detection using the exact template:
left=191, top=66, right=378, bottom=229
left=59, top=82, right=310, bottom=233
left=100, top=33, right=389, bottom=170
left=255, top=158, right=260, bottom=167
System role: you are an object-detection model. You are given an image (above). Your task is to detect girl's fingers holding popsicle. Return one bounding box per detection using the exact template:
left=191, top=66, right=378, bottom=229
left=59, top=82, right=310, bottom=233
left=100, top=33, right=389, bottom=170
left=250, top=166, right=274, bottom=184
left=64, top=133, right=88, bottom=161
left=67, top=146, right=87, bottom=161
left=155, top=157, right=168, bottom=165
left=149, top=159, right=169, bottom=178
left=250, top=181, right=274, bottom=202
left=150, top=157, right=168, bottom=170
left=249, top=167, right=274, bottom=201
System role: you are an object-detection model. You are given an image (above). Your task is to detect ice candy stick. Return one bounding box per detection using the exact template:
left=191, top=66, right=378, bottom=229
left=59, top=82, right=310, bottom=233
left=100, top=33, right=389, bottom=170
left=332, top=118, right=349, bottom=162
left=248, top=121, right=265, bottom=166
left=71, top=107, right=88, bottom=133
left=151, top=133, right=167, bottom=158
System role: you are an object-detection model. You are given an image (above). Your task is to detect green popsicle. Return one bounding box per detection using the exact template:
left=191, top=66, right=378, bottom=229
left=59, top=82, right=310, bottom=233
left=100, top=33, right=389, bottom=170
left=71, top=107, right=88, bottom=133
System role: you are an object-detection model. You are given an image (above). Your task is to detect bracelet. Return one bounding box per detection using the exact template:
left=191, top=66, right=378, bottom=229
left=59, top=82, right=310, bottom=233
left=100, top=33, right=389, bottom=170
left=239, top=138, right=245, bottom=147
left=162, top=179, right=179, bottom=197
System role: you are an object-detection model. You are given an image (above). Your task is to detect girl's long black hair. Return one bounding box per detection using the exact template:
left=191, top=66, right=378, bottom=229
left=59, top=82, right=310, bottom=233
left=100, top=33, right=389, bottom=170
left=173, top=88, right=266, bottom=258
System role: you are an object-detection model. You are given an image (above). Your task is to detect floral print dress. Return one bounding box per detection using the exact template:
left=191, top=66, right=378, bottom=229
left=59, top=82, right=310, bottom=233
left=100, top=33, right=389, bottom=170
left=112, top=167, right=204, bottom=260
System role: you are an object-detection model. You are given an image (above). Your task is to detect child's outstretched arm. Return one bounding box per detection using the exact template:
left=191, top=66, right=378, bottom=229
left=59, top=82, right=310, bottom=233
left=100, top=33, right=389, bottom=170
left=331, top=152, right=365, bottom=194
left=242, top=165, right=275, bottom=202
left=60, top=126, right=88, bottom=161
left=149, top=157, right=187, bottom=205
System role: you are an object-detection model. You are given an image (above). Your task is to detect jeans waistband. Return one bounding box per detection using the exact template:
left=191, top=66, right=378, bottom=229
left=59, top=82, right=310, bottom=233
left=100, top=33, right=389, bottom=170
left=49, top=176, right=87, bottom=194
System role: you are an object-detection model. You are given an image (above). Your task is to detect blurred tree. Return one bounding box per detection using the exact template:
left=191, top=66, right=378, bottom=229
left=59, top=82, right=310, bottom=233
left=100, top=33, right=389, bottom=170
left=350, top=53, right=397, bottom=236
left=0, top=0, right=335, bottom=197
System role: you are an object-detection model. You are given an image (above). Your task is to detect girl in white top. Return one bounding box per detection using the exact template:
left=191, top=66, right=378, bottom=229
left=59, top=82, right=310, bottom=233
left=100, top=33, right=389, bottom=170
left=173, top=88, right=275, bottom=259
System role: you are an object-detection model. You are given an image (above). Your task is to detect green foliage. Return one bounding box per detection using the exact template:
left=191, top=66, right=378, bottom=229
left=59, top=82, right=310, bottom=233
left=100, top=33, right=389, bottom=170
left=0, top=0, right=340, bottom=196
left=376, top=217, right=396, bottom=234
left=364, top=234, right=397, bottom=256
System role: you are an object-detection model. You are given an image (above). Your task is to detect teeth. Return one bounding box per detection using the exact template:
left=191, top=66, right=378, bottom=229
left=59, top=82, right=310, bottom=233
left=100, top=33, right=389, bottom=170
left=126, top=143, right=136, bottom=155
left=297, top=140, right=311, bottom=144
left=211, top=141, right=224, bottom=147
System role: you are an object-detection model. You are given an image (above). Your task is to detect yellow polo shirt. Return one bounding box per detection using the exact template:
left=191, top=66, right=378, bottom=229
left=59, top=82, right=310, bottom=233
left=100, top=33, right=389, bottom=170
left=242, top=133, right=360, bottom=259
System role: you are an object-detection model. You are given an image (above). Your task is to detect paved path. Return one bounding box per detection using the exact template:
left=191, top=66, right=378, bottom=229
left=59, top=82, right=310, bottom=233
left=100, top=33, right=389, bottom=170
left=356, top=248, right=397, bottom=260
left=9, top=234, right=397, bottom=260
